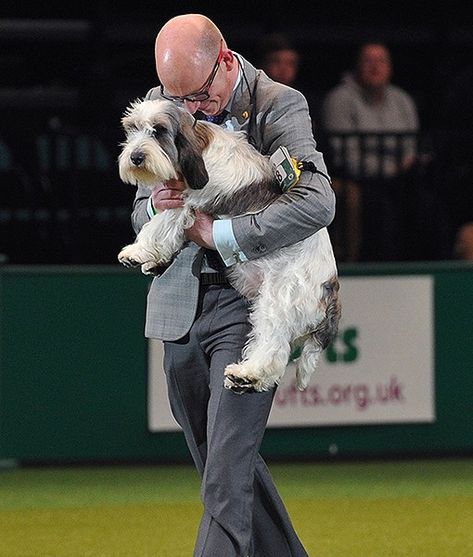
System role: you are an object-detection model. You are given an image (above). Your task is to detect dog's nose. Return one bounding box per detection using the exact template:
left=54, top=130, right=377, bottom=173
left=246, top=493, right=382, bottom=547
left=130, top=152, right=145, bottom=166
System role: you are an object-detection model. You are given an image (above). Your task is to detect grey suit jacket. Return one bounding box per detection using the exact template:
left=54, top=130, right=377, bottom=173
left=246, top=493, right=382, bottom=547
left=130, top=55, right=335, bottom=341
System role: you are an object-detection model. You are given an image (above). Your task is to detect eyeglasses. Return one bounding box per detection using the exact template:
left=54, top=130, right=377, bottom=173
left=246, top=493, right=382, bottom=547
left=160, top=40, right=224, bottom=103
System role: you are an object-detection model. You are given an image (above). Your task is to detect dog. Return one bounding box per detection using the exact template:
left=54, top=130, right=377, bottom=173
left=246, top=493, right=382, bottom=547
left=118, top=98, right=341, bottom=393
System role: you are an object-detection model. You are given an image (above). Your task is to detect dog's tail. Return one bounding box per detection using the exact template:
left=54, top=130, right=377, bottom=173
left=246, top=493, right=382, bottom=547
left=295, top=276, right=341, bottom=390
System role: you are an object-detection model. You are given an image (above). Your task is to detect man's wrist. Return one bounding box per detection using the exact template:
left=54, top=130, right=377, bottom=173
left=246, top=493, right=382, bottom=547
left=212, top=218, right=248, bottom=266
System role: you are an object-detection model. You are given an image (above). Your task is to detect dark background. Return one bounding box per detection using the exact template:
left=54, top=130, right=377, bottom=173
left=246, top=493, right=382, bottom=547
left=1, top=1, right=472, bottom=263
left=3, top=1, right=473, bottom=126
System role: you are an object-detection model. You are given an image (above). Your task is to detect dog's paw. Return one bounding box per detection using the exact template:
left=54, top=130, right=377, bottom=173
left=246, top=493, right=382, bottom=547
left=224, top=363, right=266, bottom=393
left=118, top=244, right=155, bottom=268
left=224, top=374, right=257, bottom=394
left=140, top=261, right=168, bottom=276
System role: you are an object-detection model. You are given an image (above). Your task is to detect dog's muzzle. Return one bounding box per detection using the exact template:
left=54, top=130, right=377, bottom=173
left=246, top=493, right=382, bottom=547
left=130, top=151, right=145, bottom=166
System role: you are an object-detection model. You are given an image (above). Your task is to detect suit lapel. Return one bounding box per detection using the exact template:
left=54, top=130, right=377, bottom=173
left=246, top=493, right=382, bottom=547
left=228, top=56, right=262, bottom=150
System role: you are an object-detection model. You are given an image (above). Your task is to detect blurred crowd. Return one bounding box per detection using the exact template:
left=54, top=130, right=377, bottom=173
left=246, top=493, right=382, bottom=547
left=0, top=23, right=472, bottom=265
left=259, top=33, right=473, bottom=264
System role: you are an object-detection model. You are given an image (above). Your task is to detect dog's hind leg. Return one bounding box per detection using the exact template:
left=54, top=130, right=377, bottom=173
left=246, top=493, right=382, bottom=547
left=295, top=276, right=341, bottom=390
left=224, top=293, right=293, bottom=393
left=224, top=274, right=341, bottom=393
left=294, top=337, right=323, bottom=391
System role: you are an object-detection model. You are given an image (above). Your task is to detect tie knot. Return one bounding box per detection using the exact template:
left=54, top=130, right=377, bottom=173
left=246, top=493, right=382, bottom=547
left=205, top=111, right=228, bottom=125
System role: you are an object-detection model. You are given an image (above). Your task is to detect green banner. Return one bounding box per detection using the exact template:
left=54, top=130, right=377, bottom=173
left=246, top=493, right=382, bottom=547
left=1, top=262, right=472, bottom=462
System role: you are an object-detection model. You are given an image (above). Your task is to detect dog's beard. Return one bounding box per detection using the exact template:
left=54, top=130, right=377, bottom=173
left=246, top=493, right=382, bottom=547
left=118, top=138, right=179, bottom=186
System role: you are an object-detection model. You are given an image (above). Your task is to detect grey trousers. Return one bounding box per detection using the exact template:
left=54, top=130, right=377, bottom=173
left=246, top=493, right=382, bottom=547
left=162, top=284, right=309, bottom=557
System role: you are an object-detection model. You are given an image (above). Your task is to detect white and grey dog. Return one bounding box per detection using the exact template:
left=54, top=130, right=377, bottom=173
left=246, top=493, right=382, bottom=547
left=118, top=98, right=341, bottom=393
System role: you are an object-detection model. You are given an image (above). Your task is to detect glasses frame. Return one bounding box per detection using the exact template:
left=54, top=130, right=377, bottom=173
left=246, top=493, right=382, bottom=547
left=160, top=40, right=225, bottom=103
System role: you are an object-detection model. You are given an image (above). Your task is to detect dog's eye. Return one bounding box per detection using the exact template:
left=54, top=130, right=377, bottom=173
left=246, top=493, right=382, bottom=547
left=152, top=124, right=167, bottom=137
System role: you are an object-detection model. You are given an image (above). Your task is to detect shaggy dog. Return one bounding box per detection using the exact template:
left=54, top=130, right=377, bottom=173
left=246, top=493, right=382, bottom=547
left=118, top=98, right=341, bottom=392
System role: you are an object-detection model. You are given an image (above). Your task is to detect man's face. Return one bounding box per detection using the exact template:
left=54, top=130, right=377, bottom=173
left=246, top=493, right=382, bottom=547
left=265, top=49, right=299, bottom=86
left=159, top=43, right=234, bottom=116
left=183, top=62, right=232, bottom=116
left=357, top=44, right=392, bottom=90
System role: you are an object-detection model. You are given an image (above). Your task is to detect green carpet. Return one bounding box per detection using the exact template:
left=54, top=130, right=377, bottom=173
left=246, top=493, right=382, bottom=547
left=1, top=459, right=472, bottom=556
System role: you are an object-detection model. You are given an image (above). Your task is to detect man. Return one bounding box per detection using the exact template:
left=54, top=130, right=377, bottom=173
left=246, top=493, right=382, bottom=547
left=131, top=14, right=335, bottom=557
left=321, top=42, right=419, bottom=262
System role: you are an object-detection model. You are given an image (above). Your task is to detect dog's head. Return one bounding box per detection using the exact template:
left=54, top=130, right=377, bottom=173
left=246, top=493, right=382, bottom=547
left=118, top=99, right=209, bottom=189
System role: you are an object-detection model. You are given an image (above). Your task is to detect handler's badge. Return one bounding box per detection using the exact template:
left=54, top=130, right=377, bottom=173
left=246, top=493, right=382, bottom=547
left=270, top=146, right=301, bottom=192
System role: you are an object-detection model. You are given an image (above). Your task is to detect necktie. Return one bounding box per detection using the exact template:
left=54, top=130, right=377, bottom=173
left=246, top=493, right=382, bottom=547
left=205, top=111, right=228, bottom=125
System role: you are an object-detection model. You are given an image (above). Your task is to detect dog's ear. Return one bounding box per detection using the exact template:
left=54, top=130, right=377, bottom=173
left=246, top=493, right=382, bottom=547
left=175, top=130, right=209, bottom=189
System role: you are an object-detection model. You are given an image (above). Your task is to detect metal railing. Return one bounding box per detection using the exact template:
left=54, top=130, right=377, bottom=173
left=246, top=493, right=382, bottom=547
left=319, top=131, right=445, bottom=262
left=0, top=127, right=449, bottom=264
left=322, top=131, right=419, bottom=181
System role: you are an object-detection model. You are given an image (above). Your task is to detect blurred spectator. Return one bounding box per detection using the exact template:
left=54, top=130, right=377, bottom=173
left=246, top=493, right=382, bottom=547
left=258, top=32, right=321, bottom=129
left=453, top=222, right=473, bottom=260
left=321, top=42, right=419, bottom=262
left=259, top=32, right=300, bottom=87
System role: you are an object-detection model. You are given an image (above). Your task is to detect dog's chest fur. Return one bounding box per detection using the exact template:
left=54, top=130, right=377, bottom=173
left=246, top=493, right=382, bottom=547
left=184, top=123, right=282, bottom=217
left=186, top=175, right=280, bottom=217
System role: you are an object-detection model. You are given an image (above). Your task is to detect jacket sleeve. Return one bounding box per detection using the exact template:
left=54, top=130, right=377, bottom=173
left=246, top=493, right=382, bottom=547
left=231, top=87, right=335, bottom=260
left=131, top=184, right=153, bottom=235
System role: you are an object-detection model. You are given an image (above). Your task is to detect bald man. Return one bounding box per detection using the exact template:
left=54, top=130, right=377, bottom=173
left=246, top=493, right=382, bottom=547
left=130, top=14, right=335, bottom=557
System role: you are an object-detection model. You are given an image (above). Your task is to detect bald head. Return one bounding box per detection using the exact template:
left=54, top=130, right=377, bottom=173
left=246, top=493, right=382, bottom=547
left=155, top=14, right=224, bottom=92
left=154, top=14, right=239, bottom=116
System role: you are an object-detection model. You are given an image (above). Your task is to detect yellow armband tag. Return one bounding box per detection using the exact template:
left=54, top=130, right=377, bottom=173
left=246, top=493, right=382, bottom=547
left=270, top=146, right=301, bottom=192
left=291, top=158, right=302, bottom=182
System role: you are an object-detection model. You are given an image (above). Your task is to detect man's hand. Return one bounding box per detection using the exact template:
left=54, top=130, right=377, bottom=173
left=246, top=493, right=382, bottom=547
left=151, top=181, right=214, bottom=248
left=187, top=211, right=215, bottom=249
left=151, top=179, right=186, bottom=211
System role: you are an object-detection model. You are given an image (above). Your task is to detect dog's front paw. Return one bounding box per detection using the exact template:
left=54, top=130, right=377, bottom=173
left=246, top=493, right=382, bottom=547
left=118, top=244, right=156, bottom=268
left=224, top=363, right=265, bottom=393
left=140, top=261, right=169, bottom=276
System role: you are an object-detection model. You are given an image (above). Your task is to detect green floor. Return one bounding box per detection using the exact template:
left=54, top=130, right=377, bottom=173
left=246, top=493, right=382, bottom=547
left=1, top=458, right=472, bottom=556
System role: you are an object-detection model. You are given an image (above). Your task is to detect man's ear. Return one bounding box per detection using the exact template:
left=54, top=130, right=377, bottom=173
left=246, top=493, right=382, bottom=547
left=221, top=49, right=235, bottom=71
left=175, top=130, right=209, bottom=189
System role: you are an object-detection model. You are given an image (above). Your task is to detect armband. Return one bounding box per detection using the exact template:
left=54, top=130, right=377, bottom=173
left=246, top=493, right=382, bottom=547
left=270, top=146, right=331, bottom=192
left=270, top=146, right=301, bottom=192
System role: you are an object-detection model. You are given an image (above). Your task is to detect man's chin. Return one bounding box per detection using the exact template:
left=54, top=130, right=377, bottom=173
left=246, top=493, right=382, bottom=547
left=200, top=101, right=220, bottom=115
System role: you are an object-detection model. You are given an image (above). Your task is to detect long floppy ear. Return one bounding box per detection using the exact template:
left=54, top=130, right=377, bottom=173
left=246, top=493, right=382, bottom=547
left=175, top=130, right=209, bottom=189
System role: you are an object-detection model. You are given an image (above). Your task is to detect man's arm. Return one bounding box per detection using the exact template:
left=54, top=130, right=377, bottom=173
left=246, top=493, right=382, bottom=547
left=321, top=87, right=355, bottom=132
left=214, top=87, right=335, bottom=265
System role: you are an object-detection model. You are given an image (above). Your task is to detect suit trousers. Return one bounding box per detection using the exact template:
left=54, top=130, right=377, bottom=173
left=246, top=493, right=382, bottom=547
left=162, top=283, right=309, bottom=557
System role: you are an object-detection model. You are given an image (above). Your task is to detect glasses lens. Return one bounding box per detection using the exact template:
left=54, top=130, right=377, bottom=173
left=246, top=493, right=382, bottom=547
left=185, top=91, right=210, bottom=102
left=160, top=86, right=210, bottom=103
